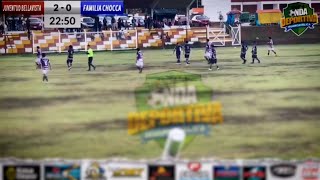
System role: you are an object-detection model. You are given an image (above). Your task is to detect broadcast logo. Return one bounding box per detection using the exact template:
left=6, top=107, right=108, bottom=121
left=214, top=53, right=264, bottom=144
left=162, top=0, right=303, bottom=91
left=301, top=161, right=319, bottom=180
left=85, top=162, right=106, bottom=180
left=148, top=165, right=175, bottom=180
left=270, top=163, right=297, bottom=178
left=177, top=162, right=211, bottom=180
left=213, top=165, right=241, bottom=180
left=45, top=164, right=81, bottom=180
left=281, top=2, right=318, bottom=36
left=3, top=165, right=40, bottom=180
left=243, top=166, right=266, bottom=180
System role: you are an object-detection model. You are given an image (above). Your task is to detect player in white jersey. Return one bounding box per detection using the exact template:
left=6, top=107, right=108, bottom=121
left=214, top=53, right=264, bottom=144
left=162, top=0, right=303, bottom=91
left=136, top=48, right=144, bottom=73
left=40, top=53, right=52, bottom=82
left=267, top=37, right=277, bottom=56
left=204, top=39, right=212, bottom=63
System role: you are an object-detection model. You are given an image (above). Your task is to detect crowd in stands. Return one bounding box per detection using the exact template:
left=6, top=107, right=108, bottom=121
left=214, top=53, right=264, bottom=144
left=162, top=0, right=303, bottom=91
left=0, top=14, right=188, bottom=35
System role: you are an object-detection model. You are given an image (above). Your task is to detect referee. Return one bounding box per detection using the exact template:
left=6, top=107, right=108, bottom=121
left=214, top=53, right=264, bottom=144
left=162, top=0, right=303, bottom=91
left=87, top=45, right=96, bottom=71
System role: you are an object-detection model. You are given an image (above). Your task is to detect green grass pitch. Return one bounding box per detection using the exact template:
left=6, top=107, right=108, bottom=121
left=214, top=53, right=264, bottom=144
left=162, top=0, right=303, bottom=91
left=0, top=44, right=319, bottom=159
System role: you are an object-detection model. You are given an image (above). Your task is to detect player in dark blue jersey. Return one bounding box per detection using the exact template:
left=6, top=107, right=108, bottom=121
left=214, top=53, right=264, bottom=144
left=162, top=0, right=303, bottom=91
left=136, top=48, right=144, bottom=73
left=40, top=53, right=52, bottom=82
left=209, top=43, right=219, bottom=70
left=184, top=41, right=191, bottom=65
left=251, top=41, right=261, bottom=64
left=67, top=45, right=74, bottom=71
left=35, top=46, right=41, bottom=69
left=240, top=41, right=248, bottom=64
left=173, top=43, right=182, bottom=64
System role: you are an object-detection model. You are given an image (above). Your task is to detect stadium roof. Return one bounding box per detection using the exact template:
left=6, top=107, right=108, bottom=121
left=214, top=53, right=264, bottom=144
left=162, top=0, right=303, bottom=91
left=124, top=0, right=196, bottom=9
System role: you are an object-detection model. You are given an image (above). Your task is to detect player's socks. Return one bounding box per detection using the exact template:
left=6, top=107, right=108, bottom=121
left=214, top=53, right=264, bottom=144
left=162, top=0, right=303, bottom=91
left=43, top=75, right=48, bottom=82
left=217, top=66, right=219, bottom=70
left=42, top=75, right=45, bottom=81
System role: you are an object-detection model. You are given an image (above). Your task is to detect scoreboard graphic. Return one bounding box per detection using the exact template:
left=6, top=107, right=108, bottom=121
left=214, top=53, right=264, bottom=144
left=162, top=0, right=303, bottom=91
left=0, top=0, right=124, bottom=28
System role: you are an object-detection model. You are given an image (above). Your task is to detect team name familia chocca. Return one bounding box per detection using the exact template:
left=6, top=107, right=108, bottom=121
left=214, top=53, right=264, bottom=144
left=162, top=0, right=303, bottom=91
left=82, top=4, right=122, bottom=12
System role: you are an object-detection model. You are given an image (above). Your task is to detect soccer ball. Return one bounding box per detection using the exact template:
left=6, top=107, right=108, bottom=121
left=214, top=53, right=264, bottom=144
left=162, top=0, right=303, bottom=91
left=256, top=37, right=259, bottom=40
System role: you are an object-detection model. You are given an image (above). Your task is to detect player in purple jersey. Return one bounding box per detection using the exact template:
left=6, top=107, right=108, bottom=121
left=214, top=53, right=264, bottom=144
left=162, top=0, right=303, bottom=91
left=173, top=43, right=182, bottom=64
left=136, top=48, right=144, bottom=73
left=209, top=43, right=219, bottom=70
left=251, top=41, right=261, bottom=64
left=240, top=41, right=248, bottom=64
left=67, top=45, right=74, bottom=71
left=35, top=46, right=41, bottom=69
left=40, top=53, right=52, bottom=82
left=184, top=41, right=191, bottom=65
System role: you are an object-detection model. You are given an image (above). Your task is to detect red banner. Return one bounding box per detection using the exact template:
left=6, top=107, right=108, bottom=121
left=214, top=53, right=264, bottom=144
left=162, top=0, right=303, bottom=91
left=2, top=1, right=44, bottom=15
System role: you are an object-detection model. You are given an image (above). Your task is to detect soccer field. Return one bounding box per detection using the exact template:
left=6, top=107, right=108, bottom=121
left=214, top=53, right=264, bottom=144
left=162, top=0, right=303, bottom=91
left=0, top=44, right=320, bottom=159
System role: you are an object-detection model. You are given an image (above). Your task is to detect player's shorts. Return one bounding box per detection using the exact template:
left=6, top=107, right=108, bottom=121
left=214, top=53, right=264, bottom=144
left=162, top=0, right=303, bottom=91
left=42, top=69, right=49, bottom=75
left=268, top=47, right=275, bottom=51
left=252, top=54, right=257, bottom=58
left=240, top=53, right=246, bottom=59
left=204, top=52, right=211, bottom=59
left=67, top=58, right=73, bottom=63
left=185, top=53, right=190, bottom=59
left=136, top=59, right=144, bottom=68
left=210, top=58, right=217, bottom=64
left=176, top=53, right=181, bottom=60
left=36, top=58, right=41, bottom=64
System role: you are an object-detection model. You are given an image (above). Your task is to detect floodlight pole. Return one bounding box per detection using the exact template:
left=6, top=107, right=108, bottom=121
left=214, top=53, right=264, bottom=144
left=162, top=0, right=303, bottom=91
left=186, top=0, right=196, bottom=28
left=150, top=0, right=160, bottom=19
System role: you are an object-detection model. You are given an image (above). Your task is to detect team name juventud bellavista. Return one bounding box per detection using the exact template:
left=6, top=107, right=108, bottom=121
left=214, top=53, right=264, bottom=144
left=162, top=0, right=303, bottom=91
left=128, top=102, right=223, bottom=135
left=82, top=4, right=122, bottom=12
left=3, top=5, right=41, bottom=12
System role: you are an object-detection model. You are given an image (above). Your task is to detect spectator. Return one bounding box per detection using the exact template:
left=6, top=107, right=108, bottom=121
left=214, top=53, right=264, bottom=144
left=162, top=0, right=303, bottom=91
left=98, top=21, right=102, bottom=31
left=5, top=17, right=10, bottom=31
left=147, top=17, right=152, bottom=30
left=121, top=19, right=125, bottom=29
left=112, top=17, right=117, bottom=30
left=117, top=18, right=122, bottom=30
left=119, top=30, right=126, bottom=40
left=18, top=17, right=23, bottom=31
left=124, top=20, right=129, bottom=30
left=12, top=16, right=16, bottom=31
left=168, top=19, right=172, bottom=26
left=94, top=16, right=99, bottom=32
left=166, top=32, right=170, bottom=42
left=103, top=18, right=107, bottom=30
left=26, top=17, right=30, bottom=39
left=132, top=17, right=136, bottom=29
left=144, top=15, right=148, bottom=29
left=0, top=21, right=4, bottom=34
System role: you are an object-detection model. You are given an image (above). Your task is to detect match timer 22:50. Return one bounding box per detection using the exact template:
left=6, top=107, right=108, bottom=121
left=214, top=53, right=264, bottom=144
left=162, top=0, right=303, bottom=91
left=44, top=1, right=81, bottom=28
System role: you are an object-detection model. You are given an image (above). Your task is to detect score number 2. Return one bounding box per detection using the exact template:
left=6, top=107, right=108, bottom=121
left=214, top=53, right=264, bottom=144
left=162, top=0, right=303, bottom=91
left=53, top=4, right=72, bottom=12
